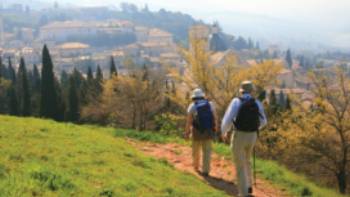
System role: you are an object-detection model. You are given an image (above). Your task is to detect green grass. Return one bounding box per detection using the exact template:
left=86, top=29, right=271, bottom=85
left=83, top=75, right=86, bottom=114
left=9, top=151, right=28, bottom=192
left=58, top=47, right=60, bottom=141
left=0, top=115, right=227, bottom=197
left=111, top=128, right=345, bottom=197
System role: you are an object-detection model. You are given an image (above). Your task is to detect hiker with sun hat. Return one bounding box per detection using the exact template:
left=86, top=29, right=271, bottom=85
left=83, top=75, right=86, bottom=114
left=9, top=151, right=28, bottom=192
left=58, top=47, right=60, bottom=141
left=184, top=88, right=218, bottom=177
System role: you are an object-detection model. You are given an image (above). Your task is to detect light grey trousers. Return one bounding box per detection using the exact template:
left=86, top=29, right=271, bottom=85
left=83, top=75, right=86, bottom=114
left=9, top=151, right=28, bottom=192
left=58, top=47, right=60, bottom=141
left=231, top=131, right=257, bottom=196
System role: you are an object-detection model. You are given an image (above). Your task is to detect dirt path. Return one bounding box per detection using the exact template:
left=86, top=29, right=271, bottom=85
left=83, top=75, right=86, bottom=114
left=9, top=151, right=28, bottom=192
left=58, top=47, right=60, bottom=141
left=128, top=140, right=289, bottom=197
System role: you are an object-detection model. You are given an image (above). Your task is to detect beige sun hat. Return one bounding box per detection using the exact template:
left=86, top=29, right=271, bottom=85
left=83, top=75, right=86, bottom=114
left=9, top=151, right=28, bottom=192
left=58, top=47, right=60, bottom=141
left=239, top=81, right=254, bottom=93
left=191, top=88, right=205, bottom=99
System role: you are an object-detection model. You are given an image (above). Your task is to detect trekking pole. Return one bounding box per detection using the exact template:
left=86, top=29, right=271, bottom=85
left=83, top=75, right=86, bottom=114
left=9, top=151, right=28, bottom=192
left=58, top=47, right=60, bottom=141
left=253, top=147, right=257, bottom=187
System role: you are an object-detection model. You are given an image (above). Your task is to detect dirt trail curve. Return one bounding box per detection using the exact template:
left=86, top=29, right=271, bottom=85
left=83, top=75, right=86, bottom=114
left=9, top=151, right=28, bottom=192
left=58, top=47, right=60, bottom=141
left=128, top=140, right=289, bottom=197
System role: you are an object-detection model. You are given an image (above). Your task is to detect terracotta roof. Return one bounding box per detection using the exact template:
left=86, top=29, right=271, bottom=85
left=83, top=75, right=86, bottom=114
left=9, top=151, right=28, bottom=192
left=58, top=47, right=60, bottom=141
left=58, top=42, right=90, bottom=49
left=42, top=20, right=133, bottom=30
left=140, top=42, right=169, bottom=48
left=148, top=28, right=172, bottom=37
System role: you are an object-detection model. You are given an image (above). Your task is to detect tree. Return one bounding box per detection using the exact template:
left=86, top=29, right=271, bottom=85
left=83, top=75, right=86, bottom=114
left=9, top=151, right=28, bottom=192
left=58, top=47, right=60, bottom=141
left=268, top=89, right=278, bottom=115
left=285, top=49, right=293, bottom=69
left=109, top=56, right=117, bottom=78
left=29, top=64, right=41, bottom=116
left=176, top=37, right=282, bottom=118
left=300, top=68, right=350, bottom=193
left=100, top=64, right=165, bottom=130
left=285, top=95, right=291, bottom=110
left=96, top=65, right=103, bottom=82
left=278, top=90, right=286, bottom=110
left=40, top=45, right=59, bottom=120
left=0, top=79, right=11, bottom=114
left=31, top=64, right=41, bottom=93
left=60, top=70, right=69, bottom=87
left=7, top=57, right=16, bottom=84
left=66, top=76, right=80, bottom=122
left=0, top=57, right=3, bottom=78
left=17, top=57, right=31, bottom=116
left=87, top=66, right=94, bottom=82
left=95, top=65, right=104, bottom=94
left=8, top=86, right=19, bottom=115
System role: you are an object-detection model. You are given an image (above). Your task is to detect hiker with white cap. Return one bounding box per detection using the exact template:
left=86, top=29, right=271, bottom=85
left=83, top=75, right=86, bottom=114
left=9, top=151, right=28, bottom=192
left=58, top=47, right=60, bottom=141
left=185, top=88, right=218, bottom=177
left=221, top=81, right=267, bottom=197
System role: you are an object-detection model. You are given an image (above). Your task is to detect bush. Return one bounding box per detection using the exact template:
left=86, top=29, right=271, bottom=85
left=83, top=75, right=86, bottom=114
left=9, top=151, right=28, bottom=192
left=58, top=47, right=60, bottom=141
left=154, top=113, right=184, bottom=136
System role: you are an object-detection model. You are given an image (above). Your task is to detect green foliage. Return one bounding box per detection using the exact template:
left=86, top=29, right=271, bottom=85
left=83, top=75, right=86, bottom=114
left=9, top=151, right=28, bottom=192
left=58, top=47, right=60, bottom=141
left=0, top=79, right=11, bottom=113
left=66, top=76, right=80, bottom=122
left=40, top=45, right=59, bottom=120
left=110, top=56, right=117, bottom=79
left=114, top=128, right=185, bottom=145
left=16, top=57, right=31, bottom=116
left=154, top=113, right=184, bottom=136
left=30, top=170, right=75, bottom=191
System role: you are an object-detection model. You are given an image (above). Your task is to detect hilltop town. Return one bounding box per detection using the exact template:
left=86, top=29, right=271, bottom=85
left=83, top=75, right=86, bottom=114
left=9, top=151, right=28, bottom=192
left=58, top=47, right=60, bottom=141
left=0, top=2, right=349, bottom=106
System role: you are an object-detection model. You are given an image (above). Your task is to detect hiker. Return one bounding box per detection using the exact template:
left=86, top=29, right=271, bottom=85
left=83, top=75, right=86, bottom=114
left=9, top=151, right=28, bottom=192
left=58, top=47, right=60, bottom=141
left=221, top=81, right=267, bottom=197
left=185, top=88, right=218, bottom=176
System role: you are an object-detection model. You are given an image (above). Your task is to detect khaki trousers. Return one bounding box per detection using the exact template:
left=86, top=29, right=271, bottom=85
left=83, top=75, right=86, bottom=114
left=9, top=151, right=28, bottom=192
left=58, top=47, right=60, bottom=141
left=231, top=131, right=257, bottom=197
left=192, top=139, right=212, bottom=173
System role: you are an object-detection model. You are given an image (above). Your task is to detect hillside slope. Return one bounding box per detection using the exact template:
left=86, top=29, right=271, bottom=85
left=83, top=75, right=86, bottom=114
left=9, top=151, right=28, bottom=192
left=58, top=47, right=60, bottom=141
left=0, top=116, right=226, bottom=197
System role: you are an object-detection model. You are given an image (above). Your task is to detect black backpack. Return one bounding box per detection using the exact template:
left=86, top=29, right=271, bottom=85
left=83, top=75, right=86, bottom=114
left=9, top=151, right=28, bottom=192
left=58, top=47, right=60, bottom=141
left=192, top=100, right=214, bottom=135
left=234, top=97, right=260, bottom=132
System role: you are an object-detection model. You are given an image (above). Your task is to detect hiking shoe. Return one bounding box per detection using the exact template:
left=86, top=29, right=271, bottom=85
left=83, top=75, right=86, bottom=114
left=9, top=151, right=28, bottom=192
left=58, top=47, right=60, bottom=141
left=248, top=187, right=253, bottom=194
left=201, top=172, right=209, bottom=177
left=245, top=187, right=254, bottom=197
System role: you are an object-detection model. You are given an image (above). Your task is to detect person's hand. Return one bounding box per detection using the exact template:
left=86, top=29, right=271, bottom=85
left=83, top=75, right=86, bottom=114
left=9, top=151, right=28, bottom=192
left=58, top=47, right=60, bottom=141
left=184, top=131, right=190, bottom=140
left=222, top=132, right=231, bottom=143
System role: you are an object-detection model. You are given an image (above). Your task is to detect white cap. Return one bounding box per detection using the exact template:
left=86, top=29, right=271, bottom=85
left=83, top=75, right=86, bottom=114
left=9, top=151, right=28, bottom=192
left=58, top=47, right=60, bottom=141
left=191, top=88, right=205, bottom=99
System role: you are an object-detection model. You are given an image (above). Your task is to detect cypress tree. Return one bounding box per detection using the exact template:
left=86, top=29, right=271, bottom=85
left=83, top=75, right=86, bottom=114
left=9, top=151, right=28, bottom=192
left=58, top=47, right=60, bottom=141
left=0, top=56, right=3, bottom=78
left=96, top=65, right=103, bottom=82
left=95, top=65, right=103, bottom=94
left=55, top=80, right=66, bottom=121
left=60, top=70, right=69, bottom=87
left=278, top=90, right=286, bottom=110
left=32, top=64, right=41, bottom=92
left=285, top=95, right=292, bottom=110
left=87, top=66, right=93, bottom=82
left=8, top=86, right=19, bottom=115
left=66, top=76, right=79, bottom=122
left=268, top=89, right=278, bottom=115
left=30, top=64, right=41, bottom=116
left=0, top=57, right=10, bottom=80
left=142, top=64, right=149, bottom=81
left=109, top=56, right=117, bottom=78
left=40, top=45, right=58, bottom=119
left=285, top=49, right=293, bottom=69
left=8, top=57, right=16, bottom=84
left=17, top=57, right=31, bottom=116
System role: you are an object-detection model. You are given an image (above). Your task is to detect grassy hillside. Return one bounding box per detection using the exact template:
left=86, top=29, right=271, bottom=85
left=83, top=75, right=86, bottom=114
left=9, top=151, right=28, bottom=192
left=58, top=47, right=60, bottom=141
left=0, top=115, right=227, bottom=197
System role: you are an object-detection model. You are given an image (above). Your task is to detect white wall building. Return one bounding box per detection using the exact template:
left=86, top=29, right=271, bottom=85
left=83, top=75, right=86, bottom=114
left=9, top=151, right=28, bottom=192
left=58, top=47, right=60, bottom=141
left=39, top=20, right=134, bottom=42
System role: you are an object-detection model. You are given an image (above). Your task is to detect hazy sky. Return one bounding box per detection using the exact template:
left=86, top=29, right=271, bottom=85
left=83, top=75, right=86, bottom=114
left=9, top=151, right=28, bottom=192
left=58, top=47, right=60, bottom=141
left=39, top=0, right=350, bottom=50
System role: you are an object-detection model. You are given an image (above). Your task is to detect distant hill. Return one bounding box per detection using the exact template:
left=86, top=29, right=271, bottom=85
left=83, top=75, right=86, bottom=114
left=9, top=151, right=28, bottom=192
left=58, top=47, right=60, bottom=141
left=1, top=2, right=201, bottom=43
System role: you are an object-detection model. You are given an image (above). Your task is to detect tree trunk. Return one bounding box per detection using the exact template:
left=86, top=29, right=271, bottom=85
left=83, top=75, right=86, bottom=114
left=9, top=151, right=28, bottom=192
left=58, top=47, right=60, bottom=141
left=131, top=104, right=136, bottom=129
left=337, top=169, right=347, bottom=194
